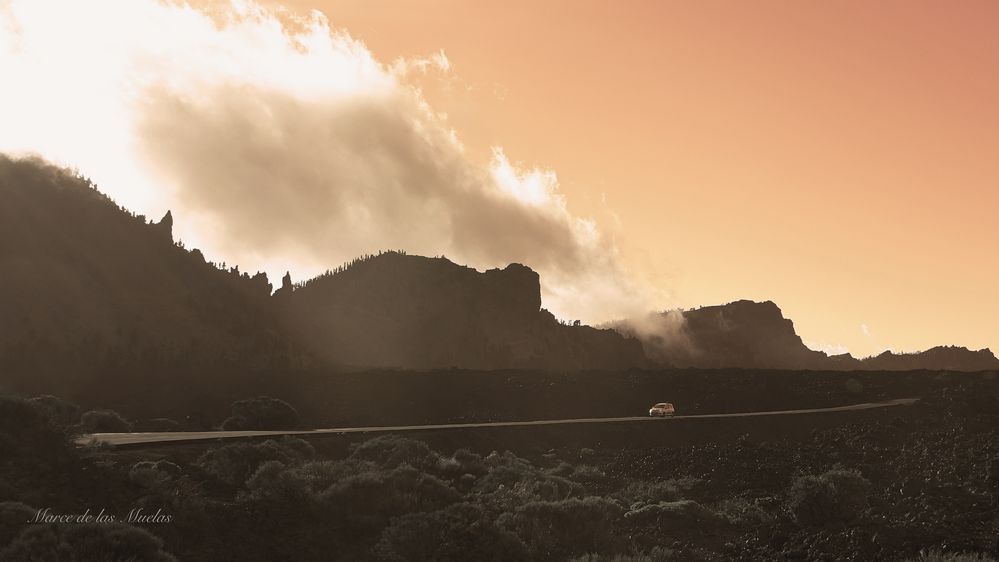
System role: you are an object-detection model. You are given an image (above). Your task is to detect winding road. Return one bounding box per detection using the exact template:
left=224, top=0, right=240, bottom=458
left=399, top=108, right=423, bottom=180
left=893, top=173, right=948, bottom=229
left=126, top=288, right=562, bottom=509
left=76, top=397, right=919, bottom=447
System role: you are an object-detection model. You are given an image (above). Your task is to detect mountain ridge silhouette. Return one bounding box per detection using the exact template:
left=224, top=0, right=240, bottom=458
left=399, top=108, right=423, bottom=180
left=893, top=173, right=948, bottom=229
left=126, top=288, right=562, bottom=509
left=1, top=154, right=995, bottom=375
left=613, top=300, right=998, bottom=371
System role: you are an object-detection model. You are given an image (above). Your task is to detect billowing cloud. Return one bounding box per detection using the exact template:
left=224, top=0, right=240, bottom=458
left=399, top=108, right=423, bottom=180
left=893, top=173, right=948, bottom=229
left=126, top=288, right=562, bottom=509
left=0, top=0, right=661, bottom=323
left=612, top=310, right=695, bottom=364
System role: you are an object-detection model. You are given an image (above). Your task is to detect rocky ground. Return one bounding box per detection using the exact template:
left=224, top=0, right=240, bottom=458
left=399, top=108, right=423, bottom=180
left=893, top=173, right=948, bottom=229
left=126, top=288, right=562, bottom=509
left=2, top=371, right=997, bottom=561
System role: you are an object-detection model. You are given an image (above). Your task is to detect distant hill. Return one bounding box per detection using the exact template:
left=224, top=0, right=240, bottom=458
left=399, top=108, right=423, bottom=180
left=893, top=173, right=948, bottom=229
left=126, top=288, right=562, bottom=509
left=0, top=155, right=300, bottom=384
left=276, top=252, right=647, bottom=370
left=614, top=300, right=999, bottom=372
left=0, top=155, right=644, bottom=377
left=860, top=346, right=999, bottom=372
left=1, top=155, right=993, bottom=382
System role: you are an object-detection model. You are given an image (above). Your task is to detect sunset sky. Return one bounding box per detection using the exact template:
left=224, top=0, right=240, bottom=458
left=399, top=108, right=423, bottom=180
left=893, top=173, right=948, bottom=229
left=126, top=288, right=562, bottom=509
left=1, top=0, right=996, bottom=357
left=275, top=0, right=999, bottom=358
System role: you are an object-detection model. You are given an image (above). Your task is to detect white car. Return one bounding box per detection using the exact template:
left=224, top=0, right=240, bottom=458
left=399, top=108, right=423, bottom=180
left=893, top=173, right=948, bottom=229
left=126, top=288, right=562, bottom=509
left=649, top=402, right=676, bottom=417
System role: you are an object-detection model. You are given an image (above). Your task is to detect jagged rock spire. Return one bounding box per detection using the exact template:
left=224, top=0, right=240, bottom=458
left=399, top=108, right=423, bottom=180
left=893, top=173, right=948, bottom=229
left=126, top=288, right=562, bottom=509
left=155, top=210, right=173, bottom=241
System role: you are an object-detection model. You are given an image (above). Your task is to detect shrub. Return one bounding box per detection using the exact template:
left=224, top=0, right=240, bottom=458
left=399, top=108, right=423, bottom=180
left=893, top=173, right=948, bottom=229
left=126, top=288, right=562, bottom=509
left=499, top=496, right=625, bottom=560
left=320, top=464, right=461, bottom=528
left=614, top=480, right=682, bottom=506
left=29, top=395, right=80, bottom=430
left=196, top=437, right=314, bottom=487
left=0, top=502, right=36, bottom=546
left=623, top=500, right=726, bottom=529
left=549, top=462, right=607, bottom=485
left=239, top=454, right=461, bottom=527
left=348, top=435, right=441, bottom=472
left=905, top=552, right=997, bottom=562
left=788, top=469, right=871, bottom=526
left=374, top=503, right=529, bottom=562
left=0, top=395, right=74, bottom=462
left=222, top=396, right=300, bottom=431
left=437, top=448, right=488, bottom=478
left=474, top=451, right=580, bottom=510
left=570, top=548, right=679, bottom=562
left=569, top=465, right=608, bottom=484
left=0, top=522, right=176, bottom=561
left=79, top=409, right=133, bottom=433
left=129, top=460, right=182, bottom=488
left=715, top=497, right=772, bottom=525
left=242, top=460, right=314, bottom=507
left=286, top=458, right=376, bottom=492
left=242, top=458, right=380, bottom=502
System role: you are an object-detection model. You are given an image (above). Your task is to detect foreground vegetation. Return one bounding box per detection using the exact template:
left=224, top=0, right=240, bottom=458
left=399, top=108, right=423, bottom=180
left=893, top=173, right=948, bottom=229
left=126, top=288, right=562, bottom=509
left=1, top=374, right=997, bottom=561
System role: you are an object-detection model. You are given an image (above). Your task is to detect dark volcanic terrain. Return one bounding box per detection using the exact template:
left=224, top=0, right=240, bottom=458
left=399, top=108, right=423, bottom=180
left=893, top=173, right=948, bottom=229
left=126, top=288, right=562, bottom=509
left=4, top=371, right=997, bottom=561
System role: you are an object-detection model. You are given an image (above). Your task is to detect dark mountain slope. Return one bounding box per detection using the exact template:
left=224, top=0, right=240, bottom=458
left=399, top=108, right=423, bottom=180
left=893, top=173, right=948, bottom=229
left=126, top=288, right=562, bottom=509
left=0, top=155, right=298, bottom=383
left=1, top=154, right=991, bottom=381
left=674, top=300, right=831, bottom=369
left=277, top=252, right=647, bottom=370
left=614, top=300, right=830, bottom=369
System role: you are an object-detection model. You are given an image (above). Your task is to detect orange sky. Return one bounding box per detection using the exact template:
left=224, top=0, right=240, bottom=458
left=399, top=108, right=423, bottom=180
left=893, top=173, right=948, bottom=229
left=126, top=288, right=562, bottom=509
left=253, top=0, right=996, bottom=356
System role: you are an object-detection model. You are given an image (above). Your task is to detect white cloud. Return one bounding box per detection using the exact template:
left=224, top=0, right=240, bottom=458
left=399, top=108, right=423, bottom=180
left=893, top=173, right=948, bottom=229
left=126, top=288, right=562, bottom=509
left=0, top=0, right=662, bottom=324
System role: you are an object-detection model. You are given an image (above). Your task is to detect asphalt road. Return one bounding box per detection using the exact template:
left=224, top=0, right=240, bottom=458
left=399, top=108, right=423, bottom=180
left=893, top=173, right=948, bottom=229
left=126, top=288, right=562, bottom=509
left=76, top=397, right=919, bottom=447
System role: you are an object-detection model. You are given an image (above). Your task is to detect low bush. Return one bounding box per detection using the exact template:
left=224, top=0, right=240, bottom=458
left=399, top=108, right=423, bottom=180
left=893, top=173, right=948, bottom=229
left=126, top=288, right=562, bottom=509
left=374, top=503, right=529, bottom=562
left=437, top=448, right=488, bottom=478
left=320, top=464, right=461, bottom=528
left=241, top=460, right=315, bottom=509
left=78, top=409, right=133, bottom=433
left=570, top=548, right=679, bottom=562
left=29, top=395, right=80, bottom=430
left=475, top=451, right=580, bottom=503
left=550, top=462, right=608, bottom=485
left=905, top=552, right=997, bottom=562
left=240, top=456, right=462, bottom=530
left=348, top=435, right=441, bottom=472
left=499, top=496, right=625, bottom=560
left=614, top=480, right=682, bottom=506
left=129, top=460, right=183, bottom=489
left=0, top=396, right=72, bottom=459
left=0, top=502, right=36, bottom=546
left=623, top=499, right=726, bottom=529
left=788, top=469, right=871, bottom=526
left=196, top=437, right=314, bottom=487
left=0, top=522, right=176, bottom=561
left=714, top=497, right=772, bottom=525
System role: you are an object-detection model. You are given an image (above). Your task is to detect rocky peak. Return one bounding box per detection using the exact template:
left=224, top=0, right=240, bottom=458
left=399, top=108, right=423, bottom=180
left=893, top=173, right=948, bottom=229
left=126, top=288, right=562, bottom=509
left=154, top=210, right=173, bottom=241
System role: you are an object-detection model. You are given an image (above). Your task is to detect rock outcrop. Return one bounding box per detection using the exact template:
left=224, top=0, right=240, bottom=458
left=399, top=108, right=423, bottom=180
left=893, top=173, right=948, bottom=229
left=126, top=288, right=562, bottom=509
left=278, top=252, right=647, bottom=370
left=615, top=300, right=828, bottom=369
left=0, top=155, right=296, bottom=377
left=615, top=301, right=999, bottom=372
left=1, top=154, right=993, bottom=377
left=861, top=346, right=999, bottom=372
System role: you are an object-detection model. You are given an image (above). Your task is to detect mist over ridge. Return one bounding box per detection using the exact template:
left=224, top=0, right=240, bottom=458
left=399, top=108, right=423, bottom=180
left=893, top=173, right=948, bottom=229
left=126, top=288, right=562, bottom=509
left=0, top=0, right=658, bottom=328
left=2, top=153, right=994, bottom=381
